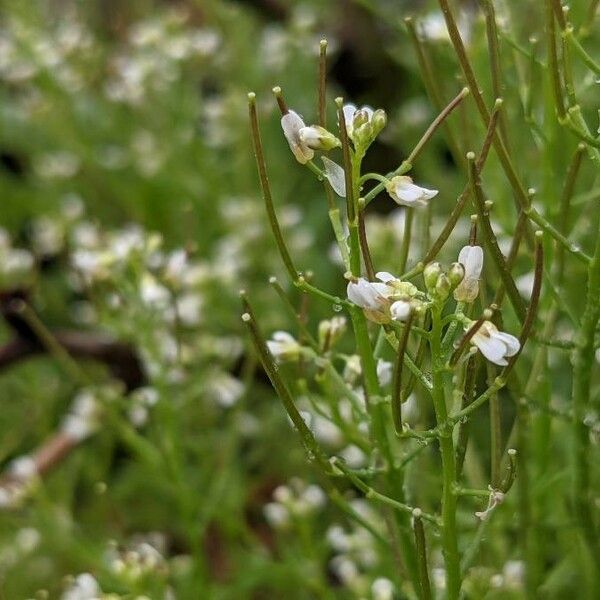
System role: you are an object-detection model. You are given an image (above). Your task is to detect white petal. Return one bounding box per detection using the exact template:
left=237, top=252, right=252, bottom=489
left=362, top=106, right=374, bottom=119
left=419, top=186, right=438, bottom=200
left=458, top=245, right=483, bottom=279
left=395, top=181, right=424, bottom=204
left=322, top=156, right=346, bottom=197
left=347, top=280, right=374, bottom=308
left=473, top=333, right=508, bottom=366
left=273, top=331, right=296, bottom=343
left=347, top=279, right=387, bottom=309
left=493, top=331, right=520, bottom=356
left=281, top=110, right=305, bottom=140
left=266, top=340, right=280, bottom=355
left=281, top=111, right=313, bottom=163
left=343, top=104, right=357, bottom=124
left=298, top=126, right=321, bottom=146
left=371, top=282, right=391, bottom=295
left=375, top=271, right=396, bottom=283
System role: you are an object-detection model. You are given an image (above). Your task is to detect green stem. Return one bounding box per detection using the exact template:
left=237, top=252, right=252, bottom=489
left=398, top=208, right=414, bottom=275
left=430, top=305, right=461, bottom=599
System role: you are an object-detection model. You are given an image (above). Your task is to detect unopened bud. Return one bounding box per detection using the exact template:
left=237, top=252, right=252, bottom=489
left=448, top=262, right=465, bottom=286
left=423, top=262, right=442, bottom=291
left=435, top=273, right=451, bottom=300
left=371, top=109, right=387, bottom=135
left=352, top=109, right=370, bottom=130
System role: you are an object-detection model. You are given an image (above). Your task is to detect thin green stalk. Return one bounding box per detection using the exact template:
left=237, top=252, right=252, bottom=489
left=421, top=98, right=503, bottom=266
left=467, top=153, right=527, bottom=323
left=545, top=0, right=566, bottom=119
left=318, top=39, right=327, bottom=126
left=391, top=312, right=414, bottom=434
left=430, top=305, right=461, bottom=599
left=248, top=93, right=298, bottom=281
left=437, top=0, right=532, bottom=215
left=269, top=277, right=318, bottom=349
left=332, top=458, right=441, bottom=526
left=405, top=17, right=465, bottom=168
left=563, top=25, right=600, bottom=75
left=13, top=300, right=91, bottom=386
left=480, top=0, right=510, bottom=147
left=363, top=87, right=468, bottom=204
left=398, top=208, right=414, bottom=274
left=487, top=359, right=502, bottom=488
left=570, top=215, right=600, bottom=568
left=413, top=510, right=433, bottom=600
left=241, top=307, right=328, bottom=471
left=526, top=206, right=591, bottom=264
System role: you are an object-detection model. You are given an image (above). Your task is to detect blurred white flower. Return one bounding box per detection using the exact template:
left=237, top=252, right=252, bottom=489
left=267, top=331, right=302, bottom=361
left=372, top=577, right=395, bottom=600
left=469, top=321, right=520, bottom=366
left=62, top=573, right=101, bottom=600
left=207, top=372, right=244, bottom=408
left=321, top=156, right=346, bottom=197
left=34, top=151, right=80, bottom=179
left=376, top=359, right=392, bottom=387
left=340, top=444, right=367, bottom=468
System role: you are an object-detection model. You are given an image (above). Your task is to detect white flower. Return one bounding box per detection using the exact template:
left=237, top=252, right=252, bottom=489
left=207, top=373, right=244, bottom=408
left=454, top=245, right=483, bottom=302
left=321, top=156, right=346, bottom=197
left=340, top=444, right=367, bottom=468
left=342, top=103, right=373, bottom=139
left=330, top=555, right=359, bottom=586
left=267, top=331, right=301, bottom=361
left=347, top=272, right=419, bottom=323
left=281, top=110, right=314, bottom=164
left=386, top=175, right=438, bottom=207
left=469, top=321, right=520, bottom=366
left=264, top=502, right=290, bottom=528
left=376, top=359, right=393, bottom=387
left=62, top=573, right=101, bottom=600
left=372, top=577, right=395, bottom=600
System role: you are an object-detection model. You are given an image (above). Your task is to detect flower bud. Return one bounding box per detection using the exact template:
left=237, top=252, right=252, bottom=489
left=371, top=109, right=387, bottom=136
left=435, top=273, right=451, bottom=301
left=318, top=316, right=347, bottom=350
left=423, top=262, right=442, bottom=291
left=352, top=109, right=370, bottom=130
left=448, top=262, right=465, bottom=287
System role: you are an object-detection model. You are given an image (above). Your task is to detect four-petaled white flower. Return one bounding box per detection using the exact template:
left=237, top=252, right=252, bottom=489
left=386, top=176, right=438, bottom=207
left=343, top=103, right=374, bottom=139
left=281, top=110, right=339, bottom=164
left=468, top=321, right=520, bottom=366
left=267, top=331, right=302, bottom=361
left=346, top=277, right=390, bottom=311
left=454, top=245, right=483, bottom=302
left=347, top=271, right=418, bottom=323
